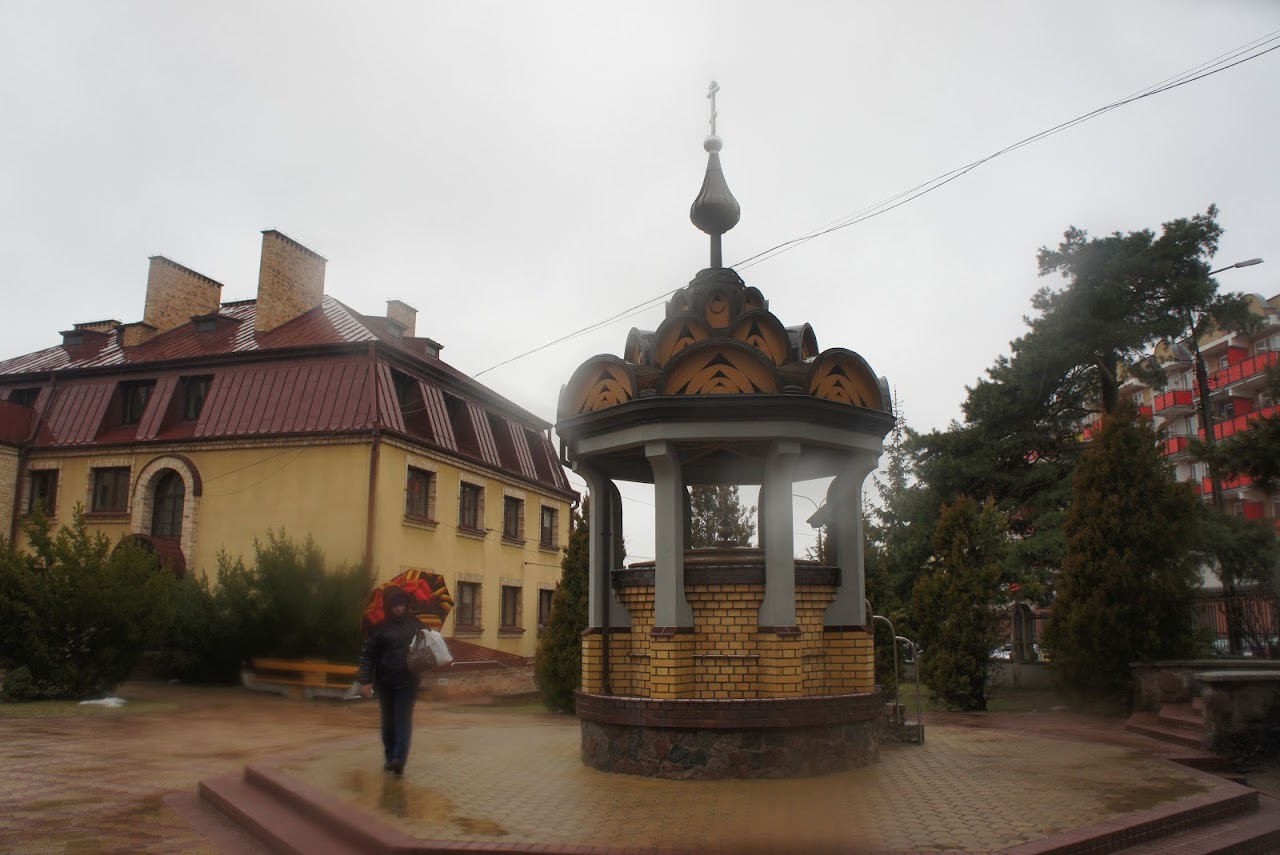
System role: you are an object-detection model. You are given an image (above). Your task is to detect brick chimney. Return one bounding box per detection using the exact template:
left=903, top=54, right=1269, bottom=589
left=256, top=230, right=327, bottom=333
left=386, top=300, right=417, bottom=337
left=142, top=256, right=224, bottom=339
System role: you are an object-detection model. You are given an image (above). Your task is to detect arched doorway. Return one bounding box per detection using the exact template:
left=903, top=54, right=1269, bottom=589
left=151, top=470, right=185, bottom=540
left=112, top=533, right=187, bottom=575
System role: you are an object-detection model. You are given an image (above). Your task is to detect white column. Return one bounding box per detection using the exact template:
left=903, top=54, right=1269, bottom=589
left=604, top=477, right=629, bottom=627
left=645, top=440, right=693, bottom=628
left=575, top=464, right=614, bottom=629
left=823, top=451, right=881, bottom=627
left=759, top=439, right=801, bottom=628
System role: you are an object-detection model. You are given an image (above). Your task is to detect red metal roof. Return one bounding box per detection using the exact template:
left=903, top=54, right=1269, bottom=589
left=443, top=638, right=532, bottom=669
left=0, top=296, right=574, bottom=497
left=0, top=401, right=35, bottom=445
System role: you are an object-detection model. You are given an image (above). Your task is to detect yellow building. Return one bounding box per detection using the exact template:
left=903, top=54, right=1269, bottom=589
left=0, top=229, right=575, bottom=659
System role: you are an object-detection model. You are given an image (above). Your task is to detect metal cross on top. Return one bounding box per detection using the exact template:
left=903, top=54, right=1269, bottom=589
left=706, top=80, right=720, bottom=136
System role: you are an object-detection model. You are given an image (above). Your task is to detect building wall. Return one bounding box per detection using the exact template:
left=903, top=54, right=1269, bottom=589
left=0, top=445, right=17, bottom=538
left=12, top=436, right=571, bottom=659
left=374, top=438, right=569, bottom=658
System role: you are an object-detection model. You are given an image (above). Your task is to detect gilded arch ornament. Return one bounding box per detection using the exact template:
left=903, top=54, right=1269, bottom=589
left=730, top=311, right=791, bottom=366
left=807, top=349, right=886, bottom=410
left=563, top=356, right=636, bottom=415
left=652, top=315, right=711, bottom=368
left=659, top=341, right=779, bottom=396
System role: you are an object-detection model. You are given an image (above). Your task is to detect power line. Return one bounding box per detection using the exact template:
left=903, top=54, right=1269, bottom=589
left=472, top=31, right=1280, bottom=379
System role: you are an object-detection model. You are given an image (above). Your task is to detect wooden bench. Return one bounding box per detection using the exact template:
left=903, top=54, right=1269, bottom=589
left=243, top=658, right=359, bottom=700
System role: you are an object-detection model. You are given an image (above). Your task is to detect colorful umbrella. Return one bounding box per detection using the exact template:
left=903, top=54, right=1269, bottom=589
left=362, top=569, right=454, bottom=635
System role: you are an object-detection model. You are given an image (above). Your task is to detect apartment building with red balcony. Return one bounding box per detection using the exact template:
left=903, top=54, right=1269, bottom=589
left=1143, top=291, right=1280, bottom=527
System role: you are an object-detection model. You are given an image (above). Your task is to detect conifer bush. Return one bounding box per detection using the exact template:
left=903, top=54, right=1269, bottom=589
left=911, top=496, right=1007, bottom=711
left=1043, top=407, right=1200, bottom=706
left=535, top=506, right=588, bottom=713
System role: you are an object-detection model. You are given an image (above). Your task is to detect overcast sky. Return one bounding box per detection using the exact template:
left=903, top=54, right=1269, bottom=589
left=2, top=2, right=1278, bottom=562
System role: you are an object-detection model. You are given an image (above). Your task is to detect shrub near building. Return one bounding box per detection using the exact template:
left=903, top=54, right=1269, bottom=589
left=0, top=508, right=174, bottom=701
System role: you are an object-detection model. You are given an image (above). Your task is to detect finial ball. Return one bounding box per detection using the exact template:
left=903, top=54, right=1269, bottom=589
left=703, top=134, right=723, bottom=153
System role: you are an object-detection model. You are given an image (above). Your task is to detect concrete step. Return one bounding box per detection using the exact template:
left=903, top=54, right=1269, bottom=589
left=1159, top=702, right=1205, bottom=733
left=1126, top=710, right=1206, bottom=750
left=200, top=771, right=367, bottom=855
left=1004, top=787, right=1259, bottom=855
left=1115, top=794, right=1280, bottom=854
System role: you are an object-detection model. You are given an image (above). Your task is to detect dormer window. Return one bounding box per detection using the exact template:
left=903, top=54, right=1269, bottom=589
left=181, top=375, right=212, bottom=421
left=63, top=332, right=84, bottom=347
left=194, top=317, right=217, bottom=333
left=7, top=387, right=40, bottom=407
left=120, top=380, right=155, bottom=425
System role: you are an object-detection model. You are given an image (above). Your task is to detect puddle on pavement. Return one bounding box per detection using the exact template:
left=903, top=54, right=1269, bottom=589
left=1102, top=779, right=1209, bottom=813
left=337, top=768, right=508, bottom=837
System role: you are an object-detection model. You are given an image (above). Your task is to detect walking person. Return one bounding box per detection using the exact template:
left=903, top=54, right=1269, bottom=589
left=358, top=587, right=419, bottom=774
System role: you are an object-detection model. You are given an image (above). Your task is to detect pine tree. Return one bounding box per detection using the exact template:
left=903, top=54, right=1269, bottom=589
left=688, top=485, right=755, bottom=548
left=534, top=501, right=589, bottom=713
left=1043, top=406, right=1200, bottom=706
left=911, top=496, right=1008, bottom=711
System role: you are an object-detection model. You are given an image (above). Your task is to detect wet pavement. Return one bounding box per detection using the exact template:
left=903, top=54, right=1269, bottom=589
left=0, top=682, right=1265, bottom=854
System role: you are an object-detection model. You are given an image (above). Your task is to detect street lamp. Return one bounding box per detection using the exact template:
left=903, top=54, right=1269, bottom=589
left=1208, top=258, right=1264, bottom=276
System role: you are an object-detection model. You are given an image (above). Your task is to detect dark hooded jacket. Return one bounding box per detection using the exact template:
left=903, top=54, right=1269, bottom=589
left=357, top=591, right=419, bottom=688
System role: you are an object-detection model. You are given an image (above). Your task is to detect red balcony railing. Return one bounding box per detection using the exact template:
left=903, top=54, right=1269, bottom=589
left=1238, top=501, right=1265, bottom=521
left=1163, top=435, right=1191, bottom=456
left=1207, top=350, right=1279, bottom=391
left=1202, top=403, right=1280, bottom=441
left=1154, top=389, right=1194, bottom=413
left=1202, top=472, right=1256, bottom=494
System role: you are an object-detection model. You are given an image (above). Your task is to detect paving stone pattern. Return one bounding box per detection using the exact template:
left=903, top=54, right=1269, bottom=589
left=0, top=682, right=1244, bottom=854
left=284, top=704, right=1223, bottom=853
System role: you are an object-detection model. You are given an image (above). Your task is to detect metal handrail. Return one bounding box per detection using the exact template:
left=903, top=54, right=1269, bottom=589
left=870, top=613, right=899, bottom=722
left=896, top=636, right=923, bottom=744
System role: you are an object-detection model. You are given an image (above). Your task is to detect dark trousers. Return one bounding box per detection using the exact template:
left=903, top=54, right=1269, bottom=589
left=377, top=681, right=416, bottom=764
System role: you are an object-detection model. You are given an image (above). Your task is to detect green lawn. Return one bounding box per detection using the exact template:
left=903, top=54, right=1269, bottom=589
left=0, top=699, right=177, bottom=718
left=891, top=681, right=1071, bottom=714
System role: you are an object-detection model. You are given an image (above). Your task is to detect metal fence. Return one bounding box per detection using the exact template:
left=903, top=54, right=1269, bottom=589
left=1192, top=586, right=1279, bottom=658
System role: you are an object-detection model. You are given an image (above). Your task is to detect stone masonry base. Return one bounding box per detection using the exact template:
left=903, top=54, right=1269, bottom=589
left=577, top=690, right=882, bottom=779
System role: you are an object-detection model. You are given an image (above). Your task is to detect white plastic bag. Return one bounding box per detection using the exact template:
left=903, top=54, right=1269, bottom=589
left=421, top=628, right=452, bottom=667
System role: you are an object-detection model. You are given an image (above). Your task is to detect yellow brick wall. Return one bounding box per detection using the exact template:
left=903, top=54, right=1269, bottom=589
left=586, top=583, right=877, bottom=700
left=688, top=583, right=762, bottom=699
left=648, top=632, right=695, bottom=698
left=581, top=632, right=603, bottom=695
left=607, top=586, right=653, bottom=697
left=797, top=585, right=836, bottom=695
left=142, top=257, right=222, bottom=335
left=0, top=446, right=16, bottom=538
left=824, top=629, right=875, bottom=693
left=255, top=230, right=325, bottom=333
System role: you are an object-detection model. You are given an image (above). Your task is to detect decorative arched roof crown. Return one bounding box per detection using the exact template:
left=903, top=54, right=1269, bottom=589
left=557, top=83, right=890, bottom=424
